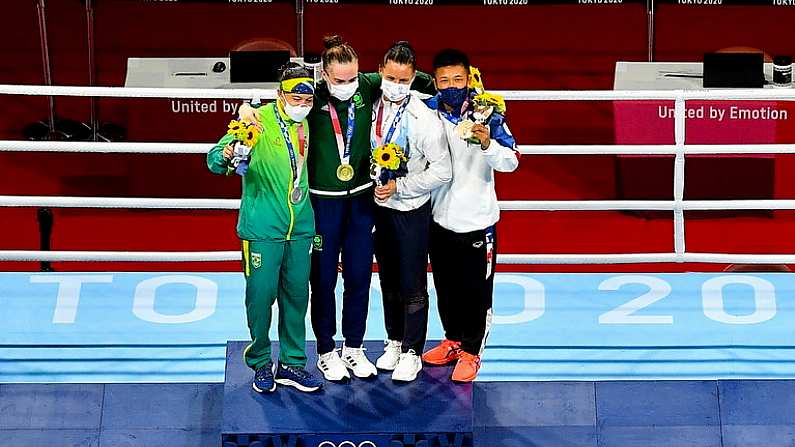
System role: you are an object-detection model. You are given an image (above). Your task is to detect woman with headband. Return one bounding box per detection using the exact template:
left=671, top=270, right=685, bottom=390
left=207, top=63, right=323, bottom=394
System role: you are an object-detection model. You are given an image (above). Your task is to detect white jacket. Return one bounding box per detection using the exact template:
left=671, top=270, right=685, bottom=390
left=371, top=92, right=452, bottom=212
left=431, top=115, right=519, bottom=233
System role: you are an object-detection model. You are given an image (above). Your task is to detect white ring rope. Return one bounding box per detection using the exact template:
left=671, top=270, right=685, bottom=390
left=0, top=84, right=276, bottom=100
left=4, top=141, right=795, bottom=155
left=0, top=196, right=240, bottom=209
left=501, top=253, right=795, bottom=264
left=7, top=196, right=795, bottom=211
left=515, top=144, right=795, bottom=155
left=2, top=250, right=795, bottom=264
left=4, top=84, right=795, bottom=101
left=502, top=200, right=795, bottom=211
left=0, top=250, right=240, bottom=262
left=0, top=141, right=210, bottom=154
left=495, top=89, right=795, bottom=101
left=3, top=84, right=795, bottom=265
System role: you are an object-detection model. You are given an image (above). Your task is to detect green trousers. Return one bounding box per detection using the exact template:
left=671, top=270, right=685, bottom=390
left=241, top=238, right=312, bottom=370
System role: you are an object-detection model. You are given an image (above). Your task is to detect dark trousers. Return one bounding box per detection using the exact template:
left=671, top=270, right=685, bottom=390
left=429, top=222, right=497, bottom=356
left=309, top=193, right=375, bottom=355
left=374, top=201, right=431, bottom=353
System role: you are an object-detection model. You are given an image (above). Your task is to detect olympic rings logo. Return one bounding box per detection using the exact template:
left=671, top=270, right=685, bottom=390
left=316, top=442, right=378, bottom=447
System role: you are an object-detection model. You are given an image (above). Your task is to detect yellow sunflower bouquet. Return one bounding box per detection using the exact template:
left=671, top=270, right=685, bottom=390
left=473, top=91, right=507, bottom=115
left=227, top=119, right=261, bottom=146
left=225, top=119, right=261, bottom=176
left=370, top=142, right=408, bottom=187
left=469, top=66, right=507, bottom=118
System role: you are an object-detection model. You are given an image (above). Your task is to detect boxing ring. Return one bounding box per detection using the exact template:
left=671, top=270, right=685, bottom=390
left=3, top=85, right=795, bottom=446
left=0, top=85, right=795, bottom=380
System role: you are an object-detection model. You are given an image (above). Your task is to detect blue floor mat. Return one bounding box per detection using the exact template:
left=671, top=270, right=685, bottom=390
left=2, top=272, right=795, bottom=383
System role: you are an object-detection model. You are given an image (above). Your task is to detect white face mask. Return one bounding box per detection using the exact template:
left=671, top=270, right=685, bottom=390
left=328, top=79, right=359, bottom=101
left=281, top=99, right=312, bottom=122
left=381, top=78, right=412, bottom=102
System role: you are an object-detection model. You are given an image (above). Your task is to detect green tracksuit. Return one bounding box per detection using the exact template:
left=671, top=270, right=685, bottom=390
left=207, top=102, right=314, bottom=370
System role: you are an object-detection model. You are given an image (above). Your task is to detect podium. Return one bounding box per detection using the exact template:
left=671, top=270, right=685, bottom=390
left=222, top=341, right=474, bottom=447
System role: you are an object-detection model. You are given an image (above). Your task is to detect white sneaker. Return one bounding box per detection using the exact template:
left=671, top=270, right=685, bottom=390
left=316, top=349, right=350, bottom=382
left=341, top=345, right=378, bottom=378
left=376, top=340, right=402, bottom=371
left=392, top=349, right=422, bottom=382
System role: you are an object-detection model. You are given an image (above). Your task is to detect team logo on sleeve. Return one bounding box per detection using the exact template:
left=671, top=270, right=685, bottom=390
left=313, top=235, right=324, bottom=252
left=353, top=92, right=364, bottom=109
left=251, top=253, right=262, bottom=269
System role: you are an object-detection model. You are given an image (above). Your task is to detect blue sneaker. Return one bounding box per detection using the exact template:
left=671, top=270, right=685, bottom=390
left=275, top=363, right=323, bottom=392
left=252, top=361, right=276, bottom=393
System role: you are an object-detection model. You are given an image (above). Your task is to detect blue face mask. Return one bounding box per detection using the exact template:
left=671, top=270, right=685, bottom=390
left=439, top=86, right=469, bottom=111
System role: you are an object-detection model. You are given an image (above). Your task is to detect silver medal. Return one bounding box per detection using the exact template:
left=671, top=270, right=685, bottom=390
left=290, top=186, right=304, bottom=204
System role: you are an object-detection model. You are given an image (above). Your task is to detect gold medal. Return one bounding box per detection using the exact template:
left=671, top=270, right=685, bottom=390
left=336, top=163, right=355, bottom=182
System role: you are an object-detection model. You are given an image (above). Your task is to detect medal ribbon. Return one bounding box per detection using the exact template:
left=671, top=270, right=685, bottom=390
left=274, top=106, right=307, bottom=190
left=375, top=96, right=411, bottom=147
left=328, top=100, right=356, bottom=166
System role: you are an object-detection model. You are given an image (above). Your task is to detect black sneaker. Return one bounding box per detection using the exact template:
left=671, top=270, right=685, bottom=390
left=275, top=363, right=323, bottom=393
left=252, top=361, right=276, bottom=393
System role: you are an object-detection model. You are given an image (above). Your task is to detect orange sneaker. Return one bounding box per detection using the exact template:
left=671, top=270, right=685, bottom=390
left=421, top=339, right=462, bottom=366
left=451, top=352, right=481, bottom=383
